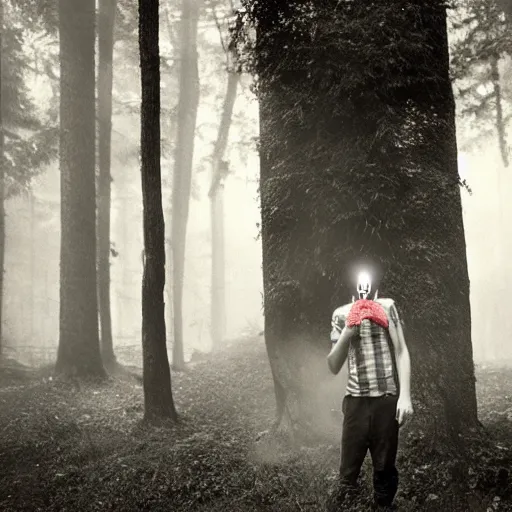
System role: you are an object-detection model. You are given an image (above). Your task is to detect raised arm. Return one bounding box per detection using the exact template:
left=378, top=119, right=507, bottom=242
left=327, top=324, right=357, bottom=375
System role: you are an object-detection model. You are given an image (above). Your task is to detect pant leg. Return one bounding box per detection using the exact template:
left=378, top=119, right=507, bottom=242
left=340, top=396, right=370, bottom=489
left=368, top=395, right=399, bottom=507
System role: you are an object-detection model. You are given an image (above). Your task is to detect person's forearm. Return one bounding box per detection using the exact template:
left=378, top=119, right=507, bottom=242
left=327, top=327, right=354, bottom=375
left=396, top=347, right=411, bottom=400
left=395, top=323, right=412, bottom=400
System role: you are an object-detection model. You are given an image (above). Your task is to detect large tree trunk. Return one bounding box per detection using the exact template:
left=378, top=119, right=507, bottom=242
left=0, top=0, right=4, bottom=359
left=391, top=4, right=478, bottom=443
left=56, top=0, right=105, bottom=378
left=209, top=71, right=238, bottom=349
left=255, top=1, right=478, bottom=443
left=171, top=0, right=200, bottom=370
left=139, top=0, right=177, bottom=422
left=97, top=0, right=117, bottom=369
left=256, top=2, right=343, bottom=438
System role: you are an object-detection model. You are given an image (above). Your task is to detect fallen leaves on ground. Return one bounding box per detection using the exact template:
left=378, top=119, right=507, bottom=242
left=0, top=340, right=511, bottom=511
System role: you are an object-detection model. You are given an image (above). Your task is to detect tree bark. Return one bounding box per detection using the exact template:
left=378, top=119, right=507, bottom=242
left=0, top=0, right=5, bottom=358
left=171, top=0, right=200, bottom=370
left=98, top=0, right=117, bottom=368
left=256, top=2, right=340, bottom=436
left=139, top=0, right=178, bottom=422
left=209, top=71, right=238, bottom=349
left=258, top=89, right=286, bottom=429
left=56, top=0, right=105, bottom=378
left=392, top=4, right=478, bottom=445
left=255, top=1, right=478, bottom=443
left=0, top=0, right=4, bottom=359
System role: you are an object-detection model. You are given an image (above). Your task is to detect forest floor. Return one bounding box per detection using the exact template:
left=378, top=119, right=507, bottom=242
left=0, top=337, right=511, bottom=512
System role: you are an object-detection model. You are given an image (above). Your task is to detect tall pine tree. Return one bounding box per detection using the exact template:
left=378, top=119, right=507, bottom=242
left=97, top=0, right=118, bottom=368
left=56, top=0, right=105, bottom=377
left=171, top=0, right=200, bottom=370
left=139, top=0, right=177, bottom=422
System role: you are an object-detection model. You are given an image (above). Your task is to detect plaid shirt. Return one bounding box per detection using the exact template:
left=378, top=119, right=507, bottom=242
left=331, top=301, right=398, bottom=397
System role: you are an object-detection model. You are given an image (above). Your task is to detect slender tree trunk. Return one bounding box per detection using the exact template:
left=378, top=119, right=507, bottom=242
left=490, top=57, right=508, bottom=358
left=210, top=191, right=225, bottom=344
left=0, top=0, right=4, bottom=359
left=209, top=71, right=238, bottom=349
left=98, top=0, right=117, bottom=368
left=139, top=0, right=177, bottom=422
left=120, top=195, right=129, bottom=340
left=164, top=2, right=177, bottom=346
left=171, top=0, right=200, bottom=370
left=56, top=0, right=105, bottom=378
left=491, top=57, right=509, bottom=168
left=29, top=190, right=35, bottom=340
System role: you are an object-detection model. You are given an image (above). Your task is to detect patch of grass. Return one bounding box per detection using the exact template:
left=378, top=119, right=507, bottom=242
left=0, top=340, right=511, bottom=511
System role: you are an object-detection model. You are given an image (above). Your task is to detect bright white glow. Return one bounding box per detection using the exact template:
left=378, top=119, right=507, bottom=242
left=358, top=271, right=371, bottom=285
left=357, top=271, right=372, bottom=298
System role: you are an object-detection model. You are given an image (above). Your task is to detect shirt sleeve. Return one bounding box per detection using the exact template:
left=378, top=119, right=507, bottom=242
left=388, top=301, right=406, bottom=329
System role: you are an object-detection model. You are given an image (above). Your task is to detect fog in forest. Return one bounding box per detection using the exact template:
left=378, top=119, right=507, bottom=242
left=3, top=11, right=511, bottom=369
left=3, top=2, right=512, bottom=511
left=4, top=9, right=263, bottom=367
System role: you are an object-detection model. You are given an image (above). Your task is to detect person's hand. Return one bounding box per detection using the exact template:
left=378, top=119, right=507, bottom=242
left=396, top=397, right=413, bottom=426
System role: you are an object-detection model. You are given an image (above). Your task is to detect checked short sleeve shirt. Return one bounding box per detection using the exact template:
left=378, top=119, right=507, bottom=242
left=331, top=299, right=398, bottom=397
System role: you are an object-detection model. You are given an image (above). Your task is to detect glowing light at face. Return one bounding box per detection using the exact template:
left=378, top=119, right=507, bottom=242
left=357, top=271, right=372, bottom=299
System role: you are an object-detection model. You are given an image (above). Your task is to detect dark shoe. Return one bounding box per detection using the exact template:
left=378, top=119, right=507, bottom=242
left=326, top=483, right=358, bottom=512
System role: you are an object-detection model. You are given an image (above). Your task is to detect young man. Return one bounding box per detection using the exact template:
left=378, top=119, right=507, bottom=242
left=327, top=272, right=413, bottom=510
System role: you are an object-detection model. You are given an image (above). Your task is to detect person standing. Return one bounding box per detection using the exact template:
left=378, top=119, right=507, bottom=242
left=327, top=271, right=413, bottom=510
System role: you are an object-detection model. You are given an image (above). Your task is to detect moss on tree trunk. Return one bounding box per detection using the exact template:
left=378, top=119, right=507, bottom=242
left=243, top=1, right=478, bottom=446
left=0, top=0, right=4, bottom=359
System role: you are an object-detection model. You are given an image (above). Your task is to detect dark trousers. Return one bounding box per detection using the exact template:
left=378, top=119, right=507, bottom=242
left=340, top=394, right=399, bottom=507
